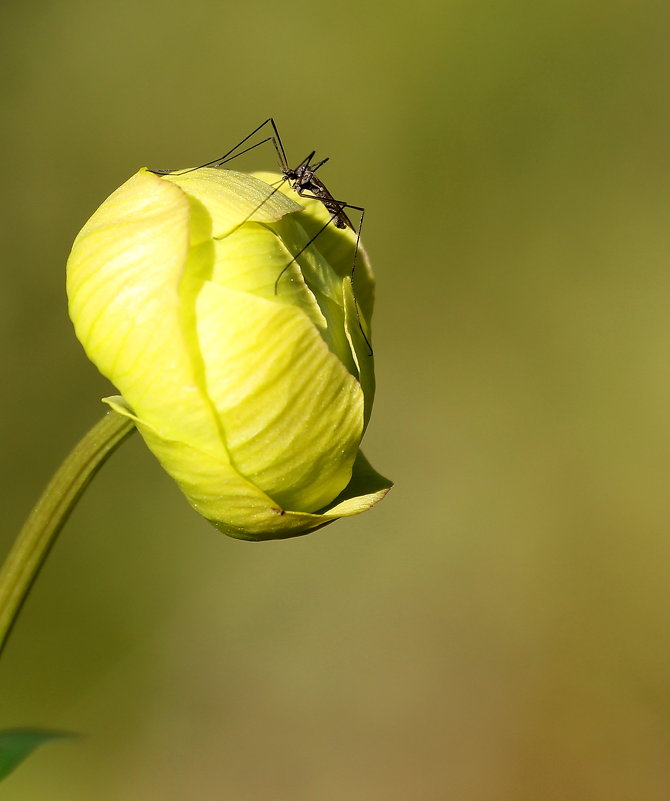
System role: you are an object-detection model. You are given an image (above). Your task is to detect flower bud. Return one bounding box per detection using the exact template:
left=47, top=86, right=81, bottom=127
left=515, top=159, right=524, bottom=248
left=66, top=167, right=391, bottom=540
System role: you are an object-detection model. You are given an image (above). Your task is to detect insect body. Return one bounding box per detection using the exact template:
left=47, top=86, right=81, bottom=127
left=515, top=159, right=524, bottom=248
left=282, top=151, right=354, bottom=230
left=209, top=118, right=363, bottom=238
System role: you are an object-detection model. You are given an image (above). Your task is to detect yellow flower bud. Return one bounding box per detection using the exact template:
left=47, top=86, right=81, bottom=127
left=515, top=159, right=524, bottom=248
left=66, top=167, right=391, bottom=540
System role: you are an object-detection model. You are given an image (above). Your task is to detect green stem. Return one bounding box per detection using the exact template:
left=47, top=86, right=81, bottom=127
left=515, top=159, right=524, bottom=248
left=0, top=411, right=135, bottom=657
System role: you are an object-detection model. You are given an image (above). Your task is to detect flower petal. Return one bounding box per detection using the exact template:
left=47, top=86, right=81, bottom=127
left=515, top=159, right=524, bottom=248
left=195, top=282, right=364, bottom=511
left=66, top=169, right=226, bottom=461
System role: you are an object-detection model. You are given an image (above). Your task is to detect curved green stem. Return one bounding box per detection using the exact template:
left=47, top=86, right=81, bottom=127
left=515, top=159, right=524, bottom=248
left=0, top=411, right=135, bottom=657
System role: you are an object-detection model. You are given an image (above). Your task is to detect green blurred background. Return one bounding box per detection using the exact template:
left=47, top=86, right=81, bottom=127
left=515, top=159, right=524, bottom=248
left=2, top=0, right=670, bottom=798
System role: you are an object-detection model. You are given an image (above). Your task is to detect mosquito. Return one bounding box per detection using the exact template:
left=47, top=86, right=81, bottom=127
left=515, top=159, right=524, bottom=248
left=152, top=119, right=371, bottom=352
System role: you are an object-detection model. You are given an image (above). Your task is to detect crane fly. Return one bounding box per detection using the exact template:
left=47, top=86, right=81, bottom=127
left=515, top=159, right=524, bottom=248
left=151, top=118, right=371, bottom=353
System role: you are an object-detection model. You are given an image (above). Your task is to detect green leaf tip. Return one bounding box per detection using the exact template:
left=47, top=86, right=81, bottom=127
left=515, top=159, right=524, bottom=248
left=0, top=728, right=75, bottom=781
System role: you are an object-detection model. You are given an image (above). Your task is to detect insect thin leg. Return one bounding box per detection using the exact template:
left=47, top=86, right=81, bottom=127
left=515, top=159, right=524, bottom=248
left=351, top=211, right=373, bottom=356
left=267, top=118, right=289, bottom=171
left=206, top=117, right=280, bottom=169
left=214, top=136, right=275, bottom=166
left=151, top=117, right=285, bottom=176
left=343, top=204, right=365, bottom=282
left=212, top=177, right=290, bottom=240
left=282, top=187, right=365, bottom=265
left=290, top=197, right=372, bottom=356
left=196, top=119, right=288, bottom=172
left=273, top=211, right=340, bottom=294
left=339, top=203, right=373, bottom=355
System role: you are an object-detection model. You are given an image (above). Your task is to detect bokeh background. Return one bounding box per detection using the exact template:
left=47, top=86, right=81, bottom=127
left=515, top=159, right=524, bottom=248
left=2, top=0, right=670, bottom=798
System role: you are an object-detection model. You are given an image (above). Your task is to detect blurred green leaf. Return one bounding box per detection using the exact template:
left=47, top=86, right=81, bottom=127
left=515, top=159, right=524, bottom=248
left=0, top=729, right=73, bottom=781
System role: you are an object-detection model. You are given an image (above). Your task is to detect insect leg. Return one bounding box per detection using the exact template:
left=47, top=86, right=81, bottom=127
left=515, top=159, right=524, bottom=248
left=338, top=203, right=365, bottom=282
left=273, top=211, right=341, bottom=294
left=213, top=136, right=275, bottom=166
left=212, top=176, right=290, bottom=240
left=203, top=117, right=286, bottom=170
left=345, top=205, right=373, bottom=356
left=150, top=117, right=289, bottom=176
left=283, top=195, right=373, bottom=356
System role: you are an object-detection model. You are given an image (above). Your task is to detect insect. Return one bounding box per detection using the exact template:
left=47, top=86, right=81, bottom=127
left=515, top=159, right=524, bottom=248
left=152, top=119, right=372, bottom=352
